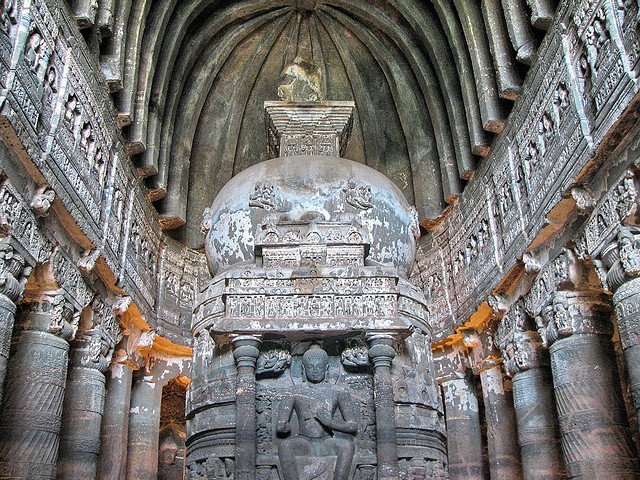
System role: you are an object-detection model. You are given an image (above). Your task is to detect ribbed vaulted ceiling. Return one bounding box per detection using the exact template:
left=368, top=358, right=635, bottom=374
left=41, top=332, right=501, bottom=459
left=93, top=0, right=554, bottom=248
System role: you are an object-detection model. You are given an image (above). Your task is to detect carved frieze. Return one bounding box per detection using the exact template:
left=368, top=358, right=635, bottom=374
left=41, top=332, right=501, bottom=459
left=567, top=0, right=634, bottom=138
left=574, top=169, right=638, bottom=265
left=0, top=177, right=51, bottom=264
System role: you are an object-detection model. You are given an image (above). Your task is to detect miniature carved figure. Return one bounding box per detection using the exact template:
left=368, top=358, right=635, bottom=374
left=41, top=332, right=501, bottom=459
left=276, top=345, right=358, bottom=480
left=25, top=31, right=46, bottom=80
left=343, top=180, right=373, bottom=210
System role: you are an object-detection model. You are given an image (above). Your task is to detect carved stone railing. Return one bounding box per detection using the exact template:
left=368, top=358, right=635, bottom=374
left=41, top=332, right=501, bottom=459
left=414, top=0, right=640, bottom=341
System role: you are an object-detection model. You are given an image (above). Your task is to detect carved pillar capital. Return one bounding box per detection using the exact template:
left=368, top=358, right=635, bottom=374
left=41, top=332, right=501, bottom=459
left=21, top=288, right=78, bottom=341
left=461, top=328, right=501, bottom=374
left=71, top=298, right=123, bottom=372
left=433, top=343, right=468, bottom=384
left=507, top=331, right=549, bottom=375
left=601, top=226, right=640, bottom=292
left=536, top=290, right=612, bottom=347
left=0, top=238, right=27, bottom=302
left=366, top=333, right=396, bottom=369
left=496, top=300, right=549, bottom=376
left=231, top=334, right=262, bottom=369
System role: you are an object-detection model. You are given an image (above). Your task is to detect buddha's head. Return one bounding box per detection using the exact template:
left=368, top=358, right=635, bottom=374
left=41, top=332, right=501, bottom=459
left=302, top=344, right=329, bottom=383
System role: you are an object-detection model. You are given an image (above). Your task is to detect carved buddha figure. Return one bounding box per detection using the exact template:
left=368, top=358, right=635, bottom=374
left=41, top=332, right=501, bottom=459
left=276, top=345, right=358, bottom=479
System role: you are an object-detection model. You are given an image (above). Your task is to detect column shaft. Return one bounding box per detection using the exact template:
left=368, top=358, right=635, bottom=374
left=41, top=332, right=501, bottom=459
left=0, top=328, right=69, bottom=479
left=126, top=375, right=163, bottom=480
left=368, top=335, right=399, bottom=480
left=550, top=333, right=637, bottom=478
left=232, top=335, right=261, bottom=480
left=613, top=277, right=640, bottom=439
left=512, top=368, right=564, bottom=480
left=372, top=360, right=398, bottom=479
left=57, top=366, right=106, bottom=479
left=0, top=294, right=16, bottom=403
left=0, top=241, right=27, bottom=406
left=235, top=363, right=257, bottom=480
left=97, top=363, right=134, bottom=480
left=441, top=377, right=484, bottom=480
left=479, top=365, right=523, bottom=480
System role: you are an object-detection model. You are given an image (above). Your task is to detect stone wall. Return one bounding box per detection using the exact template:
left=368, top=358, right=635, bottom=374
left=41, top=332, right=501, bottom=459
left=413, top=0, right=640, bottom=341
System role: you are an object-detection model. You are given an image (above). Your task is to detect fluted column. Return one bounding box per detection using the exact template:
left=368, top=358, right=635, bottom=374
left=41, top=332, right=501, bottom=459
left=602, top=227, right=640, bottom=438
left=367, top=333, right=399, bottom=480
left=0, top=238, right=27, bottom=404
left=97, top=361, right=134, bottom=480
left=479, top=364, right=523, bottom=480
left=498, top=323, right=565, bottom=480
left=440, top=375, right=484, bottom=480
left=0, top=289, right=75, bottom=479
left=126, top=372, right=163, bottom=480
left=57, top=304, right=120, bottom=480
left=231, top=334, right=261, bottom=480
left=540, top=290, right=638, bottom=478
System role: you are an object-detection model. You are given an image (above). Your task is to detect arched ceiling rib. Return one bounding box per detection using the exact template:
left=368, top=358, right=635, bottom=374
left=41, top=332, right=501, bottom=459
left=87, top=0, right=555, bottom=248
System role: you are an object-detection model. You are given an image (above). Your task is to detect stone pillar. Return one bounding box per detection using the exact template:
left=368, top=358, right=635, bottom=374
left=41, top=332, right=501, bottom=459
left=0, top=238, right=27, bottom=404
left=440, top=375, right=484, bottom=480
left=602, top=227, right=640, bottom=438
left=97, top=362, right=134, bottom=480
left=501, top=330, right=565, bottom=480
left=367, top=333, right=399, bottom=480
left=231, top=334, right=261, bottom=480
left=126, top=372, right=163, bottom=480
left=540, top=290, right=638, bottom=478
left=0, top=290, right=75, bottom=479
left=463, top=326, right=522, bottom=480
left=479, top=365, right=523, bottom=480
left=57, top=303, right=120, bottom=480
left=614, top=277, right=640, bottom=433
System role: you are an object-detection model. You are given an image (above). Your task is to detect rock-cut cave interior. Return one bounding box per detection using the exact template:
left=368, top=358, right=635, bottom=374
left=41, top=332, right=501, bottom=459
left=0, top=0, right=640, bottom=479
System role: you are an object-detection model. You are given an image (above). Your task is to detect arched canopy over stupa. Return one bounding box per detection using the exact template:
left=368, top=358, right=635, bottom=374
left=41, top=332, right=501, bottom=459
left=97, top=0, right=549, bottom=247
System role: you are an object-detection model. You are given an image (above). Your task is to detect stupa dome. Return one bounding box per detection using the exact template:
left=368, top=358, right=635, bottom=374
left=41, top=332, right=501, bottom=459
left=202, top=154, right=420, bottom=278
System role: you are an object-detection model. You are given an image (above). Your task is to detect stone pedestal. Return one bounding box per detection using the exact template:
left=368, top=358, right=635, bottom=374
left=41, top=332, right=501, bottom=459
left=479, top=365, right=523, bottom=480
left=97, top=362, right=134, bottom=480
left=440, top=376, right=484, bottom=480
left=0, top=291, right=72, bottom=479
left=544, top=291, right=637, bottom=478
left=367, top=334, right=399, bottom=480
left=231, top=335, right=261, bottom=480
left=126, top=374, right=163, bottom=480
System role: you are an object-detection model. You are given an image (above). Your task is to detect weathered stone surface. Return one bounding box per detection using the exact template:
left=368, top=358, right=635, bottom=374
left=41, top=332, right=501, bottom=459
left=97, top=362, right=133, bottom=480
left=545, top=291, right=638, bottom=478
left=440, top=376, right=484, bottom=480
left=126, top=374, right=163, bottom=480
left=0, top=292, right=72, bottom=480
